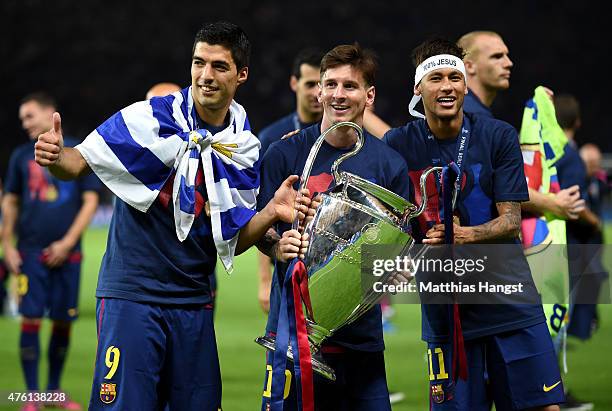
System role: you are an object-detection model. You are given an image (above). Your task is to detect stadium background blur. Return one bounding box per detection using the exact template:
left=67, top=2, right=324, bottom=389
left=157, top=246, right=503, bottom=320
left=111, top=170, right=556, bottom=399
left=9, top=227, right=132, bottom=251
left=1, top=1, right=611, bottom=410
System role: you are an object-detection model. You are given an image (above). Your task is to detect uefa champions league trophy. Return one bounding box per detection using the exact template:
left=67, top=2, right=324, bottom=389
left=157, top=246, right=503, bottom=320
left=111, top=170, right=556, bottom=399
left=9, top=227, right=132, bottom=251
left=255, top=121, right=441, bottom=381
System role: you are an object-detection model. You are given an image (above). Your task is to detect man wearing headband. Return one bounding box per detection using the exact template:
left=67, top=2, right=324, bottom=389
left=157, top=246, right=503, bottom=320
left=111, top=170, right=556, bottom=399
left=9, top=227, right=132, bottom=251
left=258, top=43, right=409, bottom=411
left=384, top=38, right=563, bottom=410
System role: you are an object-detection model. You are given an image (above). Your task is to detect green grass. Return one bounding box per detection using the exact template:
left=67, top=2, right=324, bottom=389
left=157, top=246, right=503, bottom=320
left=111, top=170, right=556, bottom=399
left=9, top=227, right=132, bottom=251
left=0, top=227, right=611, bottom=410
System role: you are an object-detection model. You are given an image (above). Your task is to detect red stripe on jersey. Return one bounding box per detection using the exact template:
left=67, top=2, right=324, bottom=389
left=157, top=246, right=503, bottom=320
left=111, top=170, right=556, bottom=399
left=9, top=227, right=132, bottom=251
left=194, top=166, right=205, bottom=218
left=158, top=172, right=175, bottom=209
left=97, top=298, right=106, bottom=340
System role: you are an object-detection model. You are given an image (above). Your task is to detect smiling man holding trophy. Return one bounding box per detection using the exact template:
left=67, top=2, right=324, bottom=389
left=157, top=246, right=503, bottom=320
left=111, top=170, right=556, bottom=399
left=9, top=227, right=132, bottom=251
left=255, top=43, right=429, bottom=411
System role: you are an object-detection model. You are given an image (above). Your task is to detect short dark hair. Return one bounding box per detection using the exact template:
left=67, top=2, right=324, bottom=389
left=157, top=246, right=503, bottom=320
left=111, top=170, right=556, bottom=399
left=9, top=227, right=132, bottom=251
left=554, top=94, right=581, bottom=129
left=412, top=37, right=465, bottom=66
left=192, top=21, right=251, bottom=69
left=291, top=48, right=325, bottom=79
left=20, top=91, right=57, bottom=110
left=320, top=44, right=377, bottom=87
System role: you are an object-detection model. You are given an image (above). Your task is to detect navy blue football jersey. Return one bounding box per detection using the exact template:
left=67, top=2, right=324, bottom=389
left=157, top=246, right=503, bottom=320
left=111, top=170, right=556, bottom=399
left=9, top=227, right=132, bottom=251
left=554, top=142, right=589, bottom=244
left=258, top=123, right=410, bottom=351
left=384, top=113, right=545, bottom=342
left=95, top=122, right=227, bottom=305
left=258, top=112, right=317, bottom=156
left=463, top=89, right=494, bottom=119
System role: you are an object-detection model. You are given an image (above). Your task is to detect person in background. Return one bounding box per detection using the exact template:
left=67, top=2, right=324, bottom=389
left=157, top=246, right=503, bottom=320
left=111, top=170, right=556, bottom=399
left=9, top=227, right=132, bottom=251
left=256, top=48, right=325, bottom=314
left=2, top=92, right=100, bottom=411
left=145, top=82, right=182, bottom=100
left=551, top=94, right=601, bottom=411
left=577, top=143, right=609, bottom=338
left=457, top=31, right=585, bottom=222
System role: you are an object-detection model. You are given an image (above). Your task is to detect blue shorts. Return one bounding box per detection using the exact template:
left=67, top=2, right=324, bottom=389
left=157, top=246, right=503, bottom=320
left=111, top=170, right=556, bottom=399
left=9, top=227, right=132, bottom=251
left=428, top=322, right=565, bottom=411
left=17, top=250, right=81, bottom=321
left=89, top=298, right=221, bottom=411
left=261, top=345, right=390, bottom=411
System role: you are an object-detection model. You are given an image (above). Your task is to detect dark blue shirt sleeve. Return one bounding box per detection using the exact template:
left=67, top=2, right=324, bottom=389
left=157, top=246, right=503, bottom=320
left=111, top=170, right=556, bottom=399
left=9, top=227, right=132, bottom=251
left=463, top=92, right=494, bottom=119
left=389, top=155, right=411, bottom=200
left=383, top=128, right=412, bottom=198
left=4, top=148, right=23, bottom=195
left=257, top=127, right=275, bottom=158
left=78, top=171, right=103, bottom=193
left=554, top=145, right=588, bottom=198
left=257, top=143, right=290, bottom=212
left=492, top=125, right=529, bottom=202
left=382, top=128, right=401, bottom=153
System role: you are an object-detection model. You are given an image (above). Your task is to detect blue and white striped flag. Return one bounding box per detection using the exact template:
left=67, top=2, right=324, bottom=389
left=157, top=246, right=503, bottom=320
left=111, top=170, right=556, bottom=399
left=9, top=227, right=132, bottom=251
left=76, top=87, right=260, bottom=273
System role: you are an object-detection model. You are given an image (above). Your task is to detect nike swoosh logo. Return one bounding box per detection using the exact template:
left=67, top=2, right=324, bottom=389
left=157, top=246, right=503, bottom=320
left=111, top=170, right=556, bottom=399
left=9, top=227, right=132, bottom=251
left=543, top=381, right=561, bottom=392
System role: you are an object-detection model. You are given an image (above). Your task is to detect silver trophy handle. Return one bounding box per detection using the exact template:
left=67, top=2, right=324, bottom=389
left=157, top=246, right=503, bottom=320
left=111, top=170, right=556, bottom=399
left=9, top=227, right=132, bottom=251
left=330, top=123, right=364, bottom=182
left=409, top=165, right=461, bottom=220
left=292, top=122, right=364, bottom=230
left=409, top=166, right=444, bottom=219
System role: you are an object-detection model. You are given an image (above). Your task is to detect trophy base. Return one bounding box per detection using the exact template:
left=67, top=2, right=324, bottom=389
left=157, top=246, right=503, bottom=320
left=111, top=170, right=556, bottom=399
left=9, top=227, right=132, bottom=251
left=255, top=335, right=337, bottom=381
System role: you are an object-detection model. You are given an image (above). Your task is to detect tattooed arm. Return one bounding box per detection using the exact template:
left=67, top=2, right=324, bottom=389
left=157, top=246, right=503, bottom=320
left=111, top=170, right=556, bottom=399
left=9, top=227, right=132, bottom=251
left=457, top=202, right=521, bottom=243
left=423, top=202, right=522, bottom=244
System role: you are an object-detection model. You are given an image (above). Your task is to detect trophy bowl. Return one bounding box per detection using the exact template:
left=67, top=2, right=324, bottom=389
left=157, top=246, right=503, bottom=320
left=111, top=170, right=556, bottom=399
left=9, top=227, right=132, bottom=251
left=256, top=121, right=440, bottom=381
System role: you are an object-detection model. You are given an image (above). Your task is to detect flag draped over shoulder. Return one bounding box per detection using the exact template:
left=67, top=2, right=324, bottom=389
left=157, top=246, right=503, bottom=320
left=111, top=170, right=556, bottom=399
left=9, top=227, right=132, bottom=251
left=76, top=87, right=260, bottom=273
left=519, top=86, right=569, bottom=337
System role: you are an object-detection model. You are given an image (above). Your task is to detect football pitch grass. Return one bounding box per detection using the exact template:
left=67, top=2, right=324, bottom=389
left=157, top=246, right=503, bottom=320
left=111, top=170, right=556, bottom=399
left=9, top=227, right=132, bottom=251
left=0, top=227, right=611, bottom=410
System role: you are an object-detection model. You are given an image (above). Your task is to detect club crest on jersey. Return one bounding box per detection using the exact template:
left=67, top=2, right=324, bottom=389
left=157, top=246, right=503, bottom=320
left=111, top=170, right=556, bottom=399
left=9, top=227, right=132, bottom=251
left=100, top=383, right=117, bottom=404
left=431, top=383, right=445, bottom=404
